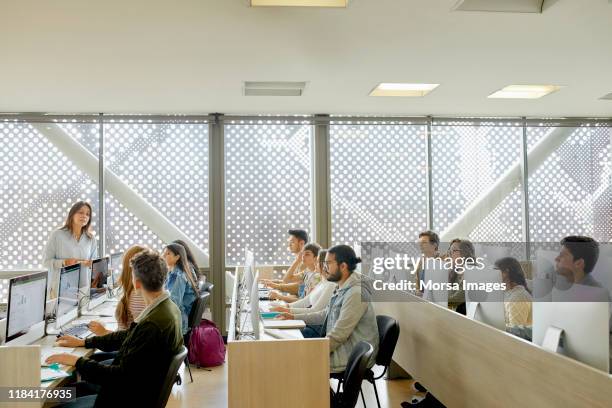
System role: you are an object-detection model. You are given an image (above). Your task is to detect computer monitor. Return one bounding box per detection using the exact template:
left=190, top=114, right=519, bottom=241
left=91, top=257, right=109, bottom=292
left=421, top=267, right=448, bottom=308
left=464, top=267, right=506, bottom=331
left=250, top=271, right=260, bottom=340
left=109, top=252, right=124, bottom=289
left=56, top=264, right=80, bottom=328
left=4, top=271, right=47, bottom=346
left=242, top=250, right=255, bottom=292
left=533, top=285, right=610, bottom=372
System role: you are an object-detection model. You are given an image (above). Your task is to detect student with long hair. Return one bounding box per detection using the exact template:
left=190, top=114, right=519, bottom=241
left=43, top=201, right=98, bottom=298
left=171, top=239, right=201, bottom=279
left=88, top=245, right=148, bottom=336
left=495, top=257, right=532, bottom=328
left=163, top=243, right=200, bottom=335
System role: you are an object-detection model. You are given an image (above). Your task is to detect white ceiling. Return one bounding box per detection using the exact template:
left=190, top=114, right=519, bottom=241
left=1, top=0, right=611, bottom=117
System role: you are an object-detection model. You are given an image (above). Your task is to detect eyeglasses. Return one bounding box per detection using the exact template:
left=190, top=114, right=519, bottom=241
left=322, top=260, right=337, bottom=269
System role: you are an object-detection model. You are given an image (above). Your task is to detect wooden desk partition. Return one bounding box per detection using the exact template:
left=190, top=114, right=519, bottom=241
left=228, top=338, right=330, bottom=408
left=375, top=293, right=612, bottom=408
left=227, top=269, right=330, bottom=408
left=0, top=345, right=40, bottom=408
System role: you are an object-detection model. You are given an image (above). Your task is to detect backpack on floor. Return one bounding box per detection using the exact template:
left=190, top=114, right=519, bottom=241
left=188, top=319, right=226, bottom=368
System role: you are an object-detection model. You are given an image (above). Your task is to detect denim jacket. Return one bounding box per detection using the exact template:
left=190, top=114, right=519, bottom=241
left=165, top=267, right=197, bottom=335
left=295, top=272, right=379, bottom=373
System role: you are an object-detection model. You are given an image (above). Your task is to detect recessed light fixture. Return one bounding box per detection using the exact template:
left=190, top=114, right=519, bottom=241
left=369, top=83, right=439, bottom=97
left=243, top=81, right=307, bottom=96
left=488, top=85, right=562, bottom=99
left=250, top=0, right=348, bottom=7
left=599, top=92, right=612, bottom=100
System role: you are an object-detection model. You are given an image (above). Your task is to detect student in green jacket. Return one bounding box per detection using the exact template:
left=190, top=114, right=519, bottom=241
left=46, top=249, right=183, bottom=408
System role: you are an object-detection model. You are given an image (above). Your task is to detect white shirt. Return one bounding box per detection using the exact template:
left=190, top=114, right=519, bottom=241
left=289, top=280, right=336, bottom=314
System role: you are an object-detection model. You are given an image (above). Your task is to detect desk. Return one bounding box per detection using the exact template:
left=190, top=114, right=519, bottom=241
left=227, top=277, right=330, bottom=408
left=375, top=291, right=612, bottom=408
left=0, top=298, right=118, bottom=407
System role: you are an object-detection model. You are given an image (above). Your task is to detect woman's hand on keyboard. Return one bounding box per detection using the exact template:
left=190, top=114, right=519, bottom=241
left=276, top=312, right=294, bottom=320
left=270, top=306, right=289, bottom=313
left=88, top=320, right=111, bottom=336
left=56, top=335, right=85, bottom=348
left=45, top=353, right=79, bottom=367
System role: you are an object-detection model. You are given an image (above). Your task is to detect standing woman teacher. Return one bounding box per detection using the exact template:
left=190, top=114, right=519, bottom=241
left=43, top=201, right=98, bottom=298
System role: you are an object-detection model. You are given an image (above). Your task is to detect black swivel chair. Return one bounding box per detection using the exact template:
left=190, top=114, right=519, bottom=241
left=365, top=315, right=400, bottom=408
left=330, top=341, right=374, bottom=408
left=331, top=315, right=400, bottom=408
left=184, top=291, right=211, bottom=382
left=154, top=346, right=188, bottom=408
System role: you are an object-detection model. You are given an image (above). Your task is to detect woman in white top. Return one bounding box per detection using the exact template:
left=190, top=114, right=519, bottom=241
left=43, top=201, right=98, bottom=298
left=270, top=250, right=335, bottom=314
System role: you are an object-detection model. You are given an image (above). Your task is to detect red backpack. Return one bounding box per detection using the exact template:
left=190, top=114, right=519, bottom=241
left=188, top=319, right=226, bottom=368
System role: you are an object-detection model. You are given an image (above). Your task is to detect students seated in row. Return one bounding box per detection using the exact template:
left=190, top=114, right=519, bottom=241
left=415, top=230, right=441, bottom=296
left=163, top=243, right=200, bottom=335
left=279, top=245, right=379, bottom=373
left=88, top=245, right=148, bottom=336
left=261, top=229, right=309, bottom=286
left=267, top=243, right=322, bottom=303
left=446, top=238, right=475, bottom=315
left=555, top=235, right=602, bottom=287
left=46, top=249, right=183, bottom=407
left=495, top=257, right=533, bottom=340
left=271, top=250, right=336, bottom=315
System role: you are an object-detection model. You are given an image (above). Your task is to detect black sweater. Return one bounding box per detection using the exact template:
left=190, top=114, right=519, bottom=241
left=75, top=296, right=183, bottom=407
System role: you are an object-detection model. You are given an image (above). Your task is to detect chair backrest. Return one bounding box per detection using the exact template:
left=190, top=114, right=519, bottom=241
left=200, top=281, right=214, bottom=293
left=340, top=341, right=374, bottom=408
left=375, top=315, right=400, bottom=367
left=155, top=346, right=188, bottom=408
left=188, top=292, right=210, bottom=331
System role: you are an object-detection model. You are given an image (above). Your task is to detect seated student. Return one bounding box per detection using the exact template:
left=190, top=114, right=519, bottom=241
left=415, top=230, right=441, bottom=296
left=495, top=257, right=533, bottom=339
left=447, top=238, right=476, bottom=315
left=279, top=245, right=379, bottom=373
left=261, top=229, right=309, bottom=285
left=172, top=239, right=201, bottom=282
left=163, top=243, right=200, bottom=335
left=267, top=243, right=322, bottom=303
left=88, top=245, right=148, bottom=337
left=555, top=235, right=602, bottom=287
left=46, top=249, right=183, bottom=408
left=270, top=249, right=336, bottom=314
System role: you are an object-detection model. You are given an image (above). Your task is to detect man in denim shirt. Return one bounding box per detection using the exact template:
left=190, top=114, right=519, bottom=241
left=282, top=244, right=379, bottom=373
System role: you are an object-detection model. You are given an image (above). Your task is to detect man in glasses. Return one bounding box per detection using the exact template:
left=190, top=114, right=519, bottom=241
left=278, top=244, right=379, bottom=373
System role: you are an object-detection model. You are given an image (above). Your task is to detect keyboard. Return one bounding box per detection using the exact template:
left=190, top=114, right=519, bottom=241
left=61, top=323, right=92, bottom=339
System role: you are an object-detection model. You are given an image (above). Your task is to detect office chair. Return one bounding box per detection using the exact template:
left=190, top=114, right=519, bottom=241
left=330, top=341, right=374, bottom=408
left=331, top=315, right=400, bottom=408
left=184, top=291, right=211, bottom=382
left=154, top=346, right=188, bottom=408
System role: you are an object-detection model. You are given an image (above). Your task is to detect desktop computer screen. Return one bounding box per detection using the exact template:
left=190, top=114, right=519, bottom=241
left=6, top=271, right=47, bottom=343
left=90, top=257, right=109, bottom=298
left=110, top=252, right=124, bottom=288
left=57, top=264, right=80, bottom=320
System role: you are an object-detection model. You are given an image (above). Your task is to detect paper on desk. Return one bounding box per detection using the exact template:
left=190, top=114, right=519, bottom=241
left=41, top=367, right=71, bottom=382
